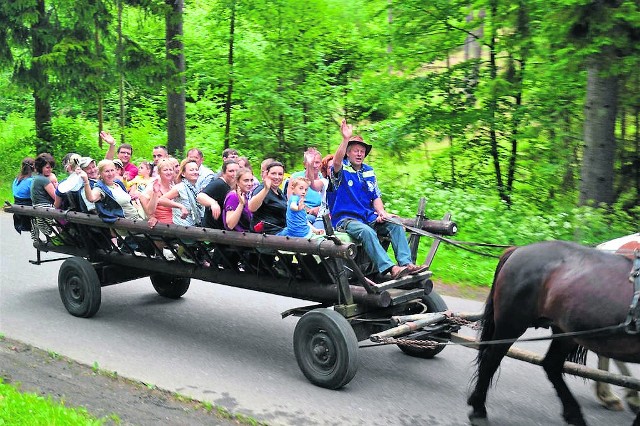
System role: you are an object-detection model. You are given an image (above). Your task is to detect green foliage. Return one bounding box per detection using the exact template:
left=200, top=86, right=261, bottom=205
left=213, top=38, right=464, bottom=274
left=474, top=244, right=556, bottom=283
left=0, top=113, right=35, bottom=200
left=0, top=0, right=637, bottom=288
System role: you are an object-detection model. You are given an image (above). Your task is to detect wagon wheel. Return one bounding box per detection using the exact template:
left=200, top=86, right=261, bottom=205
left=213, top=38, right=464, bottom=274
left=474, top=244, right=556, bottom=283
left=398, top=287, right=449, bottom=359
left=58, top=257, right=101, bottom=318
left=293, top=308, right=359, bottom=389
left=150, top=274, right=190, bottom=299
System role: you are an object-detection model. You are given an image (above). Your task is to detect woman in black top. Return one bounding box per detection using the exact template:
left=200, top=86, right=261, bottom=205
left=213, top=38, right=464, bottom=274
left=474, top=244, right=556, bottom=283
left=248, top=161, right=286, bottom=234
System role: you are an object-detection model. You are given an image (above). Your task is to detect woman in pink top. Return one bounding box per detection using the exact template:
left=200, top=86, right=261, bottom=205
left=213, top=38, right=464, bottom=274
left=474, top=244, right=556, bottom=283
left=141, top=158, right=175, bottom=227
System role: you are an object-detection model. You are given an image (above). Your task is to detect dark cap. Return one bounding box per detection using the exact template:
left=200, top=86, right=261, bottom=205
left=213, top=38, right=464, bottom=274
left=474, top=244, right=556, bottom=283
left=347, top=135, right=372, bottom=157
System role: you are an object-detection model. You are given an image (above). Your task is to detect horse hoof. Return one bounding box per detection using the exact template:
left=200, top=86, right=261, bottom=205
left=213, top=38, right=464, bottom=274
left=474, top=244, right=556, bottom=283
left=626, top=397, right=640, bottom=414
left=468, top=411, right=489, bottom=426
left=599, top=398, right=624, bottom=412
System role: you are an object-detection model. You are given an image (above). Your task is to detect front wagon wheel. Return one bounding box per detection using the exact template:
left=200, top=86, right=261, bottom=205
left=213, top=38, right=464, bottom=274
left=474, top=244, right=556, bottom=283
left=397, top=289, right=449, bottom=359
left=58, top=257, right=101, bottom=318
left=293, top=308, right=358, bottom=389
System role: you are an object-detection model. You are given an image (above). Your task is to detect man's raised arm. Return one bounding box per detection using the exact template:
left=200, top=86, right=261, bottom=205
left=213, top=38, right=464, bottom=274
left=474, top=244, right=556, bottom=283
left=332, top=119, right=352, bottom=174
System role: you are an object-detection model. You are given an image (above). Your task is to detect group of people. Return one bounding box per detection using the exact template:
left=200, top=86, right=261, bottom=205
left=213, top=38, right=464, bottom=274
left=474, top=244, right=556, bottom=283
left=13, top=119, right=427, bottom=279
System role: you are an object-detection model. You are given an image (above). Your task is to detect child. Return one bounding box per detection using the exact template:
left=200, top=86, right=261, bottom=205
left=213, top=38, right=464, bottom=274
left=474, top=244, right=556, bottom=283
left=128, top=161, right=153, bottom=219
left=278, top=177, right=324, bottom=238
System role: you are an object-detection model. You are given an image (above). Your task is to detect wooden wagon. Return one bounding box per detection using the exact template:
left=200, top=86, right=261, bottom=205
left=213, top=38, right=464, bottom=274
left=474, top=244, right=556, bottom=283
left=5, top=201, right=459, bottom=389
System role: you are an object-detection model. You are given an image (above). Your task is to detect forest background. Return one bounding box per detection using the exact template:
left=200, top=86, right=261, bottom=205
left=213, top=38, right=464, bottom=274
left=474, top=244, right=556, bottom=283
left=0, top=0, right=638, bottom=287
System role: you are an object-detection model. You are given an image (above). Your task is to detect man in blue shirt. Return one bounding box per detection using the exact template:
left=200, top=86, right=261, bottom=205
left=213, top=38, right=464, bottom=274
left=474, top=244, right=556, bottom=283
left=330, top=119, right=427, bottom=280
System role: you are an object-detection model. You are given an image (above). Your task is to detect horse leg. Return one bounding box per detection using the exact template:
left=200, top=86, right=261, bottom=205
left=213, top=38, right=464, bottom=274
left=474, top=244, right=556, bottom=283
left=542, top=338, right=587, bottom=426
left=613, top=359, right=640, bottom=414
left=467, top=342, right=513, bottom=426
left=595, top=356, right=624, bottom=411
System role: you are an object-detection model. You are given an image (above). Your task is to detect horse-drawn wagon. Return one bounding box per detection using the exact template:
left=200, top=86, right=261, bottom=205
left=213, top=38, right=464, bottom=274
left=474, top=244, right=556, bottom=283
left=5, top=200, right=459, bottom=389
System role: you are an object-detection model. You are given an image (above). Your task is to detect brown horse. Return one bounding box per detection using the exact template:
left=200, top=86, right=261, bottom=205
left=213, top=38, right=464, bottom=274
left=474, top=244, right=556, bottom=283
left=467, top=240, right=640, bottom=426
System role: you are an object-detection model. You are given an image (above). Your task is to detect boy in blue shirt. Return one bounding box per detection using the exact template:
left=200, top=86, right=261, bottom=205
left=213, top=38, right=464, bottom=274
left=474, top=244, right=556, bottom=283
left=278, top=177, right=324, bottom=238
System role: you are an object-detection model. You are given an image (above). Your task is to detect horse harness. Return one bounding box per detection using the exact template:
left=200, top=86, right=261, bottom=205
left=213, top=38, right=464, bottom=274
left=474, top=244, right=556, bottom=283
left=625, top=250, right=640, bottom=334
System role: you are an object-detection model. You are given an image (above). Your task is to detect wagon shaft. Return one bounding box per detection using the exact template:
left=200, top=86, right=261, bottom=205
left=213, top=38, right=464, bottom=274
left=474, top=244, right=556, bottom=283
left=451, top=333, right=640, bottom=391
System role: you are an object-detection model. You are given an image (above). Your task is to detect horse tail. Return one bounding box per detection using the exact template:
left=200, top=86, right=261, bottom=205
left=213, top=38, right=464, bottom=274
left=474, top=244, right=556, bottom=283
left=566, top=344, right=588, bottom=365
left=477, top=246, right=518, bottom=362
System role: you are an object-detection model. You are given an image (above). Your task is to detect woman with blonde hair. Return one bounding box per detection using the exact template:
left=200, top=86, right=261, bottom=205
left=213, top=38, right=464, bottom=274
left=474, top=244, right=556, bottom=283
left=78, top=159, right=141, bottom=222
left=141, top=158, right=176, bottom=227
left=223, top=167, right=254, bottom=231
left=159, top=158, right=203, bottom=227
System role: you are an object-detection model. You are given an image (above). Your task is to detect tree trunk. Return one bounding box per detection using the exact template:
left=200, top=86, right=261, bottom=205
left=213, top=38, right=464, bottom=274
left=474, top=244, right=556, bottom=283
left=579, top=56, right=618, bottom=206
left=223, top=0, right=236, bottom=150
left=117, top=0, right=125, bottom=145
left=166, top=0, right=185, bottom=155
left=487, top=1, right=509, bottom=205
left=32, top=0, right=52, bottom=154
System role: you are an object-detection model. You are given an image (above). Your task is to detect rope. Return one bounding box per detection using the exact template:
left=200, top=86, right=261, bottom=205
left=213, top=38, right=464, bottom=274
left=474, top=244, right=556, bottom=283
left=360, top=320, right=626, bottom=350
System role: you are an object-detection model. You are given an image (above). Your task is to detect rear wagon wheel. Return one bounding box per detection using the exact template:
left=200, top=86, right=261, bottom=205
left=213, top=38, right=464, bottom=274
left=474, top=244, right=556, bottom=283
left=150, top=274, right=190, bottom=299
left=58, top=257, right=101, bottom=318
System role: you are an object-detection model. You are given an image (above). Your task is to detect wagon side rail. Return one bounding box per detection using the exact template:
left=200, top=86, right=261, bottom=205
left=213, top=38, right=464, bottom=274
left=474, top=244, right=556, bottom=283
left=5, top=204, right=440, bottom=311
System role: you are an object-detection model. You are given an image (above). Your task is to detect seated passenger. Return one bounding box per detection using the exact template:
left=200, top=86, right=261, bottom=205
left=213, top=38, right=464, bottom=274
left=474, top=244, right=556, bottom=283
left=197, top=160, right=239, bottom=229
left=30, top=153, right=58, bottom=241
left=278, top=177, right=324, bottom=238
left=159, top=159, right=204, bottom=226
left=128, top=161, right=152, bottom=218
left=187, top=148, right=215, bottom=191
left=102, top=131, right=138, bottom=181
left=287, top=147, right=326, bottom=229
left=53, top=153, right=81, bottom=209
left=67, top=157, right=99, bottom=213
left=248, top=161, right=287, bottom=234
left=140, top=158, right=175, bottom=227
left=12, top=157, right=35, bottom=234
left=223, top=167, right=254, bottom=232
left=78, top=159, right=142, bottom=222
left=331, top=119, right=427, bottom=280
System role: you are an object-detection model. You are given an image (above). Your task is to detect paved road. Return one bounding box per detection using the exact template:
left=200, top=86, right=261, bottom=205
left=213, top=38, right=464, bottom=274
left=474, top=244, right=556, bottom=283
left=0, top=213, right=637, bottom=425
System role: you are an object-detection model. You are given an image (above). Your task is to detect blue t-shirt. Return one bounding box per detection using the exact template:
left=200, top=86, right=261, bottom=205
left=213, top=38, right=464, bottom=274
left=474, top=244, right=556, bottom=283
left=329, top=160, right=382, bottom=227
left=281, top=195, right=310, bottom=237
left=12, top=177, right=33, bottom=199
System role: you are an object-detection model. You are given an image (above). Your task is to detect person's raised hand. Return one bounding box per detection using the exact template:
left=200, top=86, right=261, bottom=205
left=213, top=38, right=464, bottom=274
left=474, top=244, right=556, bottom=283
left=237, top=188, right=246, bottom=206
left=341, top=119, right=353, bottom=141
left=75, top=167, right=88, bottom=181
left=263, top=175, right=273, bottom=189
left=100, top=131, right=116, bottom=146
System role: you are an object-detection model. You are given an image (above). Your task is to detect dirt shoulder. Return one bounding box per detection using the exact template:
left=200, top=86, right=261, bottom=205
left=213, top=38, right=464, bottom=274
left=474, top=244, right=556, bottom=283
left=0, top=337, right=245, bottom=426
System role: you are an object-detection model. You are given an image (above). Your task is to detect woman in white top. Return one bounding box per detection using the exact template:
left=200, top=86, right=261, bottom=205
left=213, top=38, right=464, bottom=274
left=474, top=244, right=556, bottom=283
left=159, top=159, right=204, bottom=227
left=79, top=159, right=141, bottom=221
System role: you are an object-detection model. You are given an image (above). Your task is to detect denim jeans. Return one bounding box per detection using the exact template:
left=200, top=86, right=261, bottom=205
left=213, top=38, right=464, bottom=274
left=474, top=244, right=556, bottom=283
left=338, top=218, right=412, bottom=273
